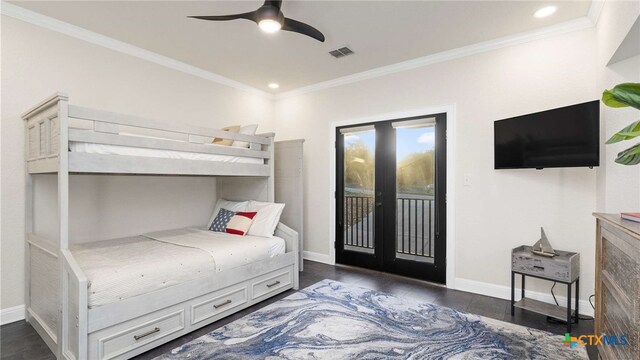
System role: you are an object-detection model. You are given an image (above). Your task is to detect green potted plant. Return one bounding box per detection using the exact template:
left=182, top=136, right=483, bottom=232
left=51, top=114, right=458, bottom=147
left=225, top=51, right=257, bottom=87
left=602, top=83, right=640, bottom=165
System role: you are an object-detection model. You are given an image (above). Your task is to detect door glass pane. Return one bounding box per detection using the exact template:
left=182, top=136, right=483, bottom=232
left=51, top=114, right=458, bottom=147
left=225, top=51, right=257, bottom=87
left=395, top=122, right=435, bottom=262
left=343, top=128, right=375, bottom=254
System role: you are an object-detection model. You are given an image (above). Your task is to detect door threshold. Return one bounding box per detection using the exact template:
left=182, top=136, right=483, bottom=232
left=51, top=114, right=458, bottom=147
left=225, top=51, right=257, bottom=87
left=334, top=263, right=447, bottom=288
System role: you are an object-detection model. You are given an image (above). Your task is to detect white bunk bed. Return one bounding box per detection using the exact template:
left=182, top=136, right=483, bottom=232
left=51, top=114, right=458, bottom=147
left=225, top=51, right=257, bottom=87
left=23, top=93, right=300, bottom=360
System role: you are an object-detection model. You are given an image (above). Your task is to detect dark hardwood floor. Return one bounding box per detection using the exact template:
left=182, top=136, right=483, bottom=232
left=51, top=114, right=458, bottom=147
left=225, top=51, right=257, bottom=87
left=1, top=260, right=597, bottom=359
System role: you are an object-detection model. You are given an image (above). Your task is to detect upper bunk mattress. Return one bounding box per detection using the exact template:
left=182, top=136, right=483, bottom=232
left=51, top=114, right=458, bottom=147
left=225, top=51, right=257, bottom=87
left=69, top=141, right=263, bottom=164
left=71, top=228, right=286, bottom=308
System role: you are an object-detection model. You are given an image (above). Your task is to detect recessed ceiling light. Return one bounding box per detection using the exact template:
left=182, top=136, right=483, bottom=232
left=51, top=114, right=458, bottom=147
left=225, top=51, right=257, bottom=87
left=268, top=83, right=280, bottom=89
left=534, top=6, right=557, bottom=18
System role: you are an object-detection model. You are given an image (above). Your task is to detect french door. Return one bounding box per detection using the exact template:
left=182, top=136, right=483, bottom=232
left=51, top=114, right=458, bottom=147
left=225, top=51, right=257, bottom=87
left=335, top=114, right=446, bottom=284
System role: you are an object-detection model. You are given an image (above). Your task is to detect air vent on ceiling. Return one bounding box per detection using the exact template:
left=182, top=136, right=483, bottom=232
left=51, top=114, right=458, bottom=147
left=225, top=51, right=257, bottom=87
left=329, top=46, right=354, bottom=59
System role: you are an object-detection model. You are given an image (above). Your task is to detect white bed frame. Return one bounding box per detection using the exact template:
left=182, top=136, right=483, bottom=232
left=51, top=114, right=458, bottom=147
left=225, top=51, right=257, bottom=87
left=23, top=93, right=300, bottom=360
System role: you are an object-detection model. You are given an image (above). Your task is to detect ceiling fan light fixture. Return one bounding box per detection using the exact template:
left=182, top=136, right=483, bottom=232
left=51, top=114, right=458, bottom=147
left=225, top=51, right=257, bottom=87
left=189, top=0, right=325, bottom=42
left=259, top=19, right=282, bottom=33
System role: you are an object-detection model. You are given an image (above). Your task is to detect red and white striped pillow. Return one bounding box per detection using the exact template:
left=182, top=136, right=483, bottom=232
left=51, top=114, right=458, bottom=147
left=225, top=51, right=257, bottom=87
left=225, top=211, right=257, bottom=236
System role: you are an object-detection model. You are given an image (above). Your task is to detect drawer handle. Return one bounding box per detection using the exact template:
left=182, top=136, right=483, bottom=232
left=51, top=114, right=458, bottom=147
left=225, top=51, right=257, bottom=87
left=533, top=266, right=545, bottom=270
left=266, top=280, right=281, bottom=288
left=213, top=299, right=232, bottom=309
left=133, top=327, right=160, bottom=341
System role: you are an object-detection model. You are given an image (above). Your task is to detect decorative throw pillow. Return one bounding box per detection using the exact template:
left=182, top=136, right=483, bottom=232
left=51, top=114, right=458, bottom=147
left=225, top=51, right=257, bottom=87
left=226, top=211, right=258, bottom=236
left=246, top=200, right=285, bottom=237
left=207, top=199, right=249, bottom=229
left=209, top=208, right=236, bottom=232
left=212, top=125, right=241, bottom=146
left=232, top=124, right=259, bottom=148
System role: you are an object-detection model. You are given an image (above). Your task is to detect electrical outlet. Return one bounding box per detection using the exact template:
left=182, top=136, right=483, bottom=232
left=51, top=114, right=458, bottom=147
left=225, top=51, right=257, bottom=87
left=463, top=174, right=471, bottom=187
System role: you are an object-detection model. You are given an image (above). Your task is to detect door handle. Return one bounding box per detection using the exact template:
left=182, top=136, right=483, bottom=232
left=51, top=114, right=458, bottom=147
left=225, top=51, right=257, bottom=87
left=376, top=202, right=382, bottom=207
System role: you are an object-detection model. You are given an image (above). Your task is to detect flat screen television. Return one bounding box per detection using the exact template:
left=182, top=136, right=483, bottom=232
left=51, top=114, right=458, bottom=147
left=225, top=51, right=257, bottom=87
left=494, top=100, right=600, bottom=169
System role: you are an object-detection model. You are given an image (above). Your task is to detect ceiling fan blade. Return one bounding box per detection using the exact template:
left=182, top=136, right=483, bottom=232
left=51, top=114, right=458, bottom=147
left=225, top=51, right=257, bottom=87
left=188, top=11, right=258, bottom=23
left=282, top=17, right=325, bottom=42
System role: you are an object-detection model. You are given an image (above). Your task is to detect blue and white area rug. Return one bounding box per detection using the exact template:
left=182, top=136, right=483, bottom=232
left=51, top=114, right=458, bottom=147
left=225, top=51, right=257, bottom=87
left=156, top=280, right=587, bottom=359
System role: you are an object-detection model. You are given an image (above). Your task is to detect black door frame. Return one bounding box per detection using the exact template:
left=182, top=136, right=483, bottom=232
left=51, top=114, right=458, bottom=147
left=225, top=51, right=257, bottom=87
left=335, top=114, right=447, bottom=284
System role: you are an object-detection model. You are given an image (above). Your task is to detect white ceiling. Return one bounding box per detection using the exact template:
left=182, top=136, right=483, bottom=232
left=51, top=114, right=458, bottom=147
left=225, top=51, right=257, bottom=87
left=11, top=1, right=593, bottom=93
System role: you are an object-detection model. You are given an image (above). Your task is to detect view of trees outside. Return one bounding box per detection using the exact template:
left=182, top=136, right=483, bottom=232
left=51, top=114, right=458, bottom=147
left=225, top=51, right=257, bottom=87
left=344, top=131, right=375, bottom=193
left=395, top=126, right=436, bottom=257
left=343, top=126, right=435, bottom=195
left=396, top=126, right=435, bottom=196
left=343, top=130, right=375, bottom=236
left=343, top=126, right=436, bottom=257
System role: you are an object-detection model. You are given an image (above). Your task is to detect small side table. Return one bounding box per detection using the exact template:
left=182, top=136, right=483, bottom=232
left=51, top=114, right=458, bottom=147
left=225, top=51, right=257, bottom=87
left=510, top=245, right=580, bottom=333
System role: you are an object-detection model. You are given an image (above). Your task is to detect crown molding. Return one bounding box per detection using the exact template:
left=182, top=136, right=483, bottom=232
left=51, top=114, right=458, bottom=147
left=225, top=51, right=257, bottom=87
left=275, top=16, right=595, bottom=100
left=1, top=1, right=600, bottom=102
left=0, top=2, right=274, bottom=100
left=587, top=1, right=605, bottom=25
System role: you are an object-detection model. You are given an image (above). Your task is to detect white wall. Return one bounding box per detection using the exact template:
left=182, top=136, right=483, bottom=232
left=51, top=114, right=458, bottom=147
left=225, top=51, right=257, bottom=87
left=596, top=0, right=640, bottom=213
left=274, top=28, right=600, bottom=305
left=1, top=16, right=274, bottom=311
left=3, top=0, right=639, bottom=321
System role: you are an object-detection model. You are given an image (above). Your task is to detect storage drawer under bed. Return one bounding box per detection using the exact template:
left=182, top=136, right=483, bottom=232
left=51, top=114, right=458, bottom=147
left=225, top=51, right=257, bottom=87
left=190, top=285, right=248, bottom=325
left=251, top=266, right=293, bottom=300
left=93, top=309, right=185, bottom=360
left=88, top=265, right=295, bottom=359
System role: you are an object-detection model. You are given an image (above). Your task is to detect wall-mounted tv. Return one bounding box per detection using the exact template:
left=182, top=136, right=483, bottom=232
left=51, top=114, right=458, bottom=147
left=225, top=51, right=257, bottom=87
left=494, top=100, right=600, bottom=170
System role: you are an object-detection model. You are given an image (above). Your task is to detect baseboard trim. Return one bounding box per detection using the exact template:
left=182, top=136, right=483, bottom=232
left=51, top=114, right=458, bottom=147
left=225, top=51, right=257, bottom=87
left=303, top=251, right=334, bottom=265
left=297, top=254, right=594, bottom=317
left=1, top=304, right=26, bottom=325
left=455, top=277, right=594, bottom=317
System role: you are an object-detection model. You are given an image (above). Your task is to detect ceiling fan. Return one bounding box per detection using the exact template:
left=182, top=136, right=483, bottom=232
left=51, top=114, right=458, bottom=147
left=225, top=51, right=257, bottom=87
left=188, top=0, right=325, bottom=42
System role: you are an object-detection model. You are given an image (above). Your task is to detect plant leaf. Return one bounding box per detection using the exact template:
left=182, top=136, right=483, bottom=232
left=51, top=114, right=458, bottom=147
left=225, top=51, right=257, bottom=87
left=606, top=120, right=640, bottom=144
left=602, top=83, right=640, bottom=110
left=618, top=131, right=640, bottom=137
left=602, top=90, right=629, bottom=108
left=615, top=143, right=640, bottom=165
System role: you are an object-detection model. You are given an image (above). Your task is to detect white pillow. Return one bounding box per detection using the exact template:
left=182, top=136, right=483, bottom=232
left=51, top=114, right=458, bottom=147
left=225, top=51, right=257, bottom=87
left=207, top=199, right=249, bottom=228
left=246, top=200, right=285, bottom=237
left=232, top=124, right=259, bottom=148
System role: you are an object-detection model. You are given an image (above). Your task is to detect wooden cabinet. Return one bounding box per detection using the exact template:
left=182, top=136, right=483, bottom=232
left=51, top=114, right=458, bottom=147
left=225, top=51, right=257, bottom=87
left=593, top=213, right=640, bottom=360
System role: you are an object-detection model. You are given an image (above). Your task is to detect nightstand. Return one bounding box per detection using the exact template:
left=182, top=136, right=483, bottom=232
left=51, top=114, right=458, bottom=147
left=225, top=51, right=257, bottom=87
left=510, top=245, right=580, bottom=333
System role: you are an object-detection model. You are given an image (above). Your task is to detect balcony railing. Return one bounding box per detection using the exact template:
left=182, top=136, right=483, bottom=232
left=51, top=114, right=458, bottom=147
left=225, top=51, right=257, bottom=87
left=397, top=196, right=434, bottom=258
left=343, top=194, right=434, bottom=258
left=344, top=196, right=375, bottom=249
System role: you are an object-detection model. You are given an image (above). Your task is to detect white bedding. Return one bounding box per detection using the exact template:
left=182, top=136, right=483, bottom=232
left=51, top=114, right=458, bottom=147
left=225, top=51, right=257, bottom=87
left=69, top=140, right=263, bottom=164
left=71, top=228, right=286, bottom=308
left=144, top=228, right=285, bottom=272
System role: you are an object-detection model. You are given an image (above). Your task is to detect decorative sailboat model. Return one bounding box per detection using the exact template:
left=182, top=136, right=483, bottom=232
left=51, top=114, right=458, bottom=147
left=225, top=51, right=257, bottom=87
left=531, top=227, right=556, bottom=257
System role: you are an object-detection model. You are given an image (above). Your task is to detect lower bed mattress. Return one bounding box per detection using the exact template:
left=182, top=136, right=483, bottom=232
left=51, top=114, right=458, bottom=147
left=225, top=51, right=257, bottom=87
left=71, top=228, right=286, bottom=308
